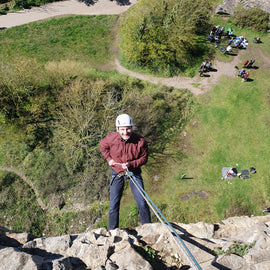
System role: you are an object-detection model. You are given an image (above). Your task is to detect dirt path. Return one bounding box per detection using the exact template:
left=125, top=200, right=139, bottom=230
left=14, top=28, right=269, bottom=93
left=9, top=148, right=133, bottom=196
left=115, top=55, right=241, bottom=96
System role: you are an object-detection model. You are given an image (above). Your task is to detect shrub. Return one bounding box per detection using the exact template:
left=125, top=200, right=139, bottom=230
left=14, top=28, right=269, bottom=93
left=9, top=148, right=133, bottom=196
left=120, top=0, right=211, bottom=76
left=0, top=9, right=7, bottom=14
left=14, top=0, right=63, bottom=10
left=233, top=7, right=269, bottom=33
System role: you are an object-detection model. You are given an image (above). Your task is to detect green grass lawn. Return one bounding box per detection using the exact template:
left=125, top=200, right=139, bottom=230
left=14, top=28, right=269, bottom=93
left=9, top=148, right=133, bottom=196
left=0, top=15, right=118, bottom=67
left=147, top=44, right=270, bottom=225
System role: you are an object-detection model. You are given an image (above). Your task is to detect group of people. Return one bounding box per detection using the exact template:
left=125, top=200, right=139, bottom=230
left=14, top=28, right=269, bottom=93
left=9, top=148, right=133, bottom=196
left=235, top=58, right=256, bottom=82
left=228, top=36, right=249, bottom=49
left=199, top=60, right=212, bottom=76
left=242, top=59, right=255, bottom=69
left=208, top=24, right=251, bottom=55
left=205, top=24, right=259, bottom=82
left=208, top=25, right=225, bottom=41
left=237, top=68, right=250, bottom=82
left=208, top=25, right=234, bottom=48
left=208, top=25, right=227, bottom=47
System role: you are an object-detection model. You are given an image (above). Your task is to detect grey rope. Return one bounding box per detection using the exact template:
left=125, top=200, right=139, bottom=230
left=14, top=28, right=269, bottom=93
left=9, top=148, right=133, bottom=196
left=126, top=170, right=202, bottom=270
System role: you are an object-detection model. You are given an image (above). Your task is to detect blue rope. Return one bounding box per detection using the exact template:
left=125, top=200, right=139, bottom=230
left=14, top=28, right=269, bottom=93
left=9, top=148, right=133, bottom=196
left=126, top=171, right=202, bottom=270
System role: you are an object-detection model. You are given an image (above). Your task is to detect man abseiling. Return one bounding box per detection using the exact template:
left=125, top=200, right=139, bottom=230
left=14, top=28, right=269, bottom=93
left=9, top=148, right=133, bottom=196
left=100, top=114, right=151, bottom=230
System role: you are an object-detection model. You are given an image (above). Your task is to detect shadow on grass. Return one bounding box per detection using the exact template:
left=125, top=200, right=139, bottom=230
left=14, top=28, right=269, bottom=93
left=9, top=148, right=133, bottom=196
left=228, top=53, right=238, bottom=56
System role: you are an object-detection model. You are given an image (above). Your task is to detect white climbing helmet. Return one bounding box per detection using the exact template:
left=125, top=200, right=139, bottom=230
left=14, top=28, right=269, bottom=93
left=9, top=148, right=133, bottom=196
left=115, top=114, right=133, bottom=127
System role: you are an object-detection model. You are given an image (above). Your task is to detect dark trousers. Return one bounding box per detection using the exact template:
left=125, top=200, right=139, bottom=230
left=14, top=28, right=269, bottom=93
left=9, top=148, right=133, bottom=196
left=109, top=173, right=151, bottom=230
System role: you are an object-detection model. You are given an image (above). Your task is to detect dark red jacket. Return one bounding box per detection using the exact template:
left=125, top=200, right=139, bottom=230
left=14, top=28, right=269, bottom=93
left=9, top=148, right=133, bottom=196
left=100, top=132, right=148, bottom=174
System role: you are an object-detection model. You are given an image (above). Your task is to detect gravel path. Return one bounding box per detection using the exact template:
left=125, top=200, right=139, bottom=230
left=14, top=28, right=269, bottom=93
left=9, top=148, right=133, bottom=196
left=115, top=55, right=241, bottom=96
left=0, top=0, right=246, bottom=95
left=0, top=0, right=138, bottom=28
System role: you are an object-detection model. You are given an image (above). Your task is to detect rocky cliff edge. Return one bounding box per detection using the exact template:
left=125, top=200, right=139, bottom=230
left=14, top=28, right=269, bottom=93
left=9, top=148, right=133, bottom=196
left=1, top=215, right=270, bottom=269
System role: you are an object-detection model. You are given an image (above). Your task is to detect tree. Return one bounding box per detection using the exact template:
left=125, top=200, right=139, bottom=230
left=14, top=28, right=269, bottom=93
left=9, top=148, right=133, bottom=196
left=52, top=79, right=121, bottom=172
left=120, top=0, right=211, bottom=76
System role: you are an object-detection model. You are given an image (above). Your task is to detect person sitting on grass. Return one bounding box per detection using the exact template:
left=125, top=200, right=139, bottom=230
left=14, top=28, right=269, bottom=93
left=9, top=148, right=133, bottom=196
left=253, top=37, right=261, bottom=43
left=224, top=45, right=232, bottom=54
left=238, top=69, right=245, bottom=78
left=242, top=72, right=249, bottom=82
left=242, top=60, right=249, bottom=68
left=247, top=59, right=255, bottom=68
left=206, top=62, right=212, bottom=71
left=227, top=27, right=233, bottom=36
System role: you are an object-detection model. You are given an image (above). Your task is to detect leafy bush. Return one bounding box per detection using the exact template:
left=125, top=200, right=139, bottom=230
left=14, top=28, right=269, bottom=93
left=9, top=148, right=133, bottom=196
left=50, top=79, right=119, bottom=202
left=14, top=0, right=63, bottom=10
left=233, top=7, right=269, bottom=33
left=0, top=59, right=57, bottom=148
left=50, top=76, right=192, bottom=202
left=0, top=9, right=7, bottom=14
left=120, top=0, right=211, bottom=76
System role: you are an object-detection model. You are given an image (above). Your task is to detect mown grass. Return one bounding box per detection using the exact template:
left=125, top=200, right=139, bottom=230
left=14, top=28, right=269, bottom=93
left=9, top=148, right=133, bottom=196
left=146, top=43, right=270, bottom=224
left=0, top=15, right=118, bottom=67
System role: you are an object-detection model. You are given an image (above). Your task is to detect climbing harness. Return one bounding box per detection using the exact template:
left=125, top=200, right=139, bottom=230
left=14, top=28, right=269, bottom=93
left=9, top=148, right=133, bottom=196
left=125, top=170, right=202, bottom=270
